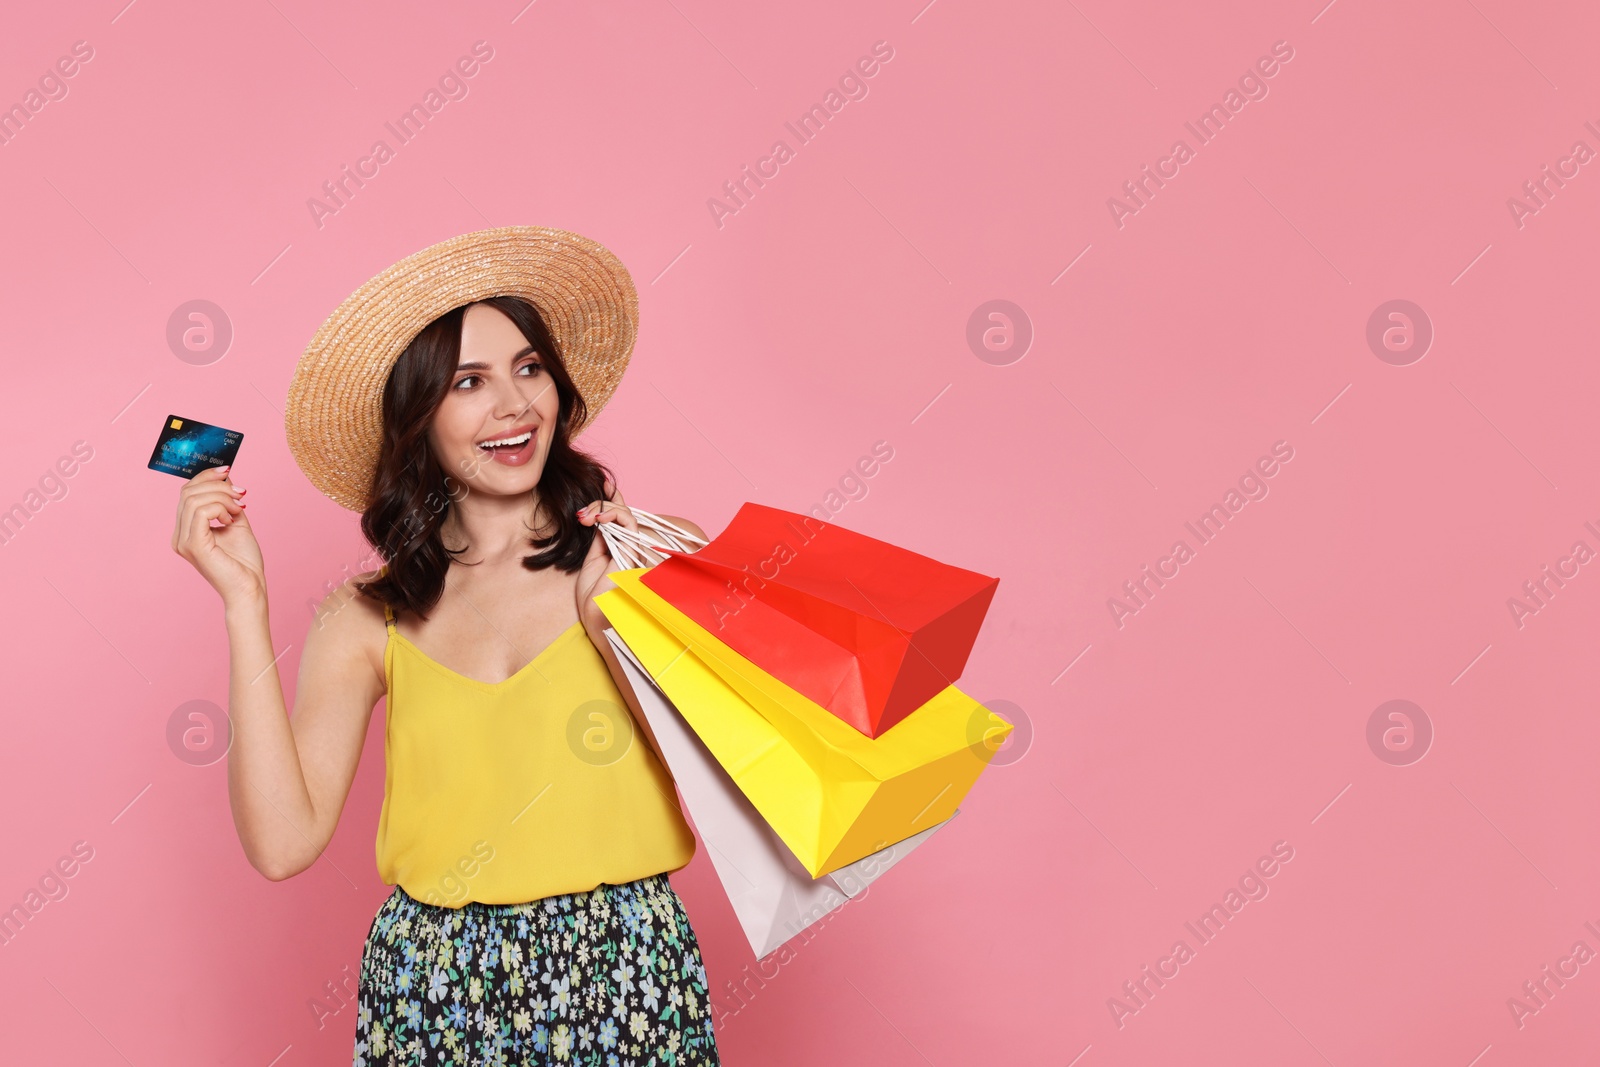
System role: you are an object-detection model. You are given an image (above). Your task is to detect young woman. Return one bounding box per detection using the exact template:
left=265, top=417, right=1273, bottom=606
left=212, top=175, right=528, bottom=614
left=171, top=228, right=721, bottom=1065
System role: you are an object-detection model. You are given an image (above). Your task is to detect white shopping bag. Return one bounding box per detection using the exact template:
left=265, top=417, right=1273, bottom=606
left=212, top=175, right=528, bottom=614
left=604, top=626, right=954, bottom=959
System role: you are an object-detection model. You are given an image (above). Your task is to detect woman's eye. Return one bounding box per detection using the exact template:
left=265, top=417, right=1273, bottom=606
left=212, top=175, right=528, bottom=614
left=453, top=364, right=537, bottom=389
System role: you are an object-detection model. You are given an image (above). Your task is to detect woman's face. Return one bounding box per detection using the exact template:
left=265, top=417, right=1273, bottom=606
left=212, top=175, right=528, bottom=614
left=428, top=302, right=561, bottom=499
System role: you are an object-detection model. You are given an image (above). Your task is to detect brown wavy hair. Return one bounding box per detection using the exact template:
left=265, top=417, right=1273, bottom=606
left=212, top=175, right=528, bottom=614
left=353, top=294, right=615, bottom=619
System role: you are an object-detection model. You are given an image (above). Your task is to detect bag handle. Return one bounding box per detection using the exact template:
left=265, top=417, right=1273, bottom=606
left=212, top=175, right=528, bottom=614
left=596, top=505, right=709, bottom=569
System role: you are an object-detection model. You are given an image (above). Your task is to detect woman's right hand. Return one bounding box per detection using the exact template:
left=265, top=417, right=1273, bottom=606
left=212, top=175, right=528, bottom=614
left=172, top=465, right=265, bottom=608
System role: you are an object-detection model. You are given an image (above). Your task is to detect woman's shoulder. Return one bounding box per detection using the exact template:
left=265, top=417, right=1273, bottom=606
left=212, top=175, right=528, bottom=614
left=304, top=577, right=390, bottom=681
left=653, top=514, right=708, bottom=542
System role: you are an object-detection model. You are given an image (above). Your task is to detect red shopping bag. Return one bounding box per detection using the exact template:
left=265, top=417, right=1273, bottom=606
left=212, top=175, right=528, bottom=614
left=639, top=502, right=998, bottom=738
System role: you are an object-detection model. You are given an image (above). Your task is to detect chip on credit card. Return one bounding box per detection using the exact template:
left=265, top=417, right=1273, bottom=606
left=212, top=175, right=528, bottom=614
left=147, top=415, right=243, bottom=479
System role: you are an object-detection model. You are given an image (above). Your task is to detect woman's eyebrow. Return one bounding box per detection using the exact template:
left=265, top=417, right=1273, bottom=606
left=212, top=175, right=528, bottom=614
left=455, top=345, right=536, bottom=372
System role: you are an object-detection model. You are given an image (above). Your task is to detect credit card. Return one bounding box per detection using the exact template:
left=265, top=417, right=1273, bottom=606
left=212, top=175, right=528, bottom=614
left=147, top=415, right=243, bottom=479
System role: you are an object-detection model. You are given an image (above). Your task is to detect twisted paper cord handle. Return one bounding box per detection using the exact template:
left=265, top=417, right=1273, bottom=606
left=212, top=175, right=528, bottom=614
left=596, top=505, right=710, bottom=569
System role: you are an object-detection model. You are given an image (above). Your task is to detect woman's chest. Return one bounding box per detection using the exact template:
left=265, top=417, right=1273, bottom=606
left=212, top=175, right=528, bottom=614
left=397, top=568, right=583, bottom=686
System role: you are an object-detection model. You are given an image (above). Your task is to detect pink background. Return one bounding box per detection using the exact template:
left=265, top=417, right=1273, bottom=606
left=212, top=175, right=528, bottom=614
left=2, top=0, right=1598, bottom=1062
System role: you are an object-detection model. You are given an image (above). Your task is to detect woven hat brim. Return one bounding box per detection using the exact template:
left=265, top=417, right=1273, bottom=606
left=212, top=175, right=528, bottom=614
left=284, top=225, right=639, bottom=512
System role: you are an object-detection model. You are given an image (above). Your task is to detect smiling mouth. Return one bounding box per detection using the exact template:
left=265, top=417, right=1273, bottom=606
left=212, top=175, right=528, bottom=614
left=477, top=429, right=533, bottom=452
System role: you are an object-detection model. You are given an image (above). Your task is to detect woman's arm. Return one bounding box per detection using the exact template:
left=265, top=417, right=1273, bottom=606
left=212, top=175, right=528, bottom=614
left=582, top=613, right=675, bottom=771
left=582, top=515, right=707, bottom=771
left=611, top=514, right=710, bottom=767
left=226, top=582, right=387, bottom=880
left=174, top=467, right=387, bottom=881
left=572, top=485, right=708, bottom=772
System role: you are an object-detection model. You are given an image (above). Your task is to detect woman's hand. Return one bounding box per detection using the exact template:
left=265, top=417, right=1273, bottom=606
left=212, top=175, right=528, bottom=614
left=172, top=465, right=266, bottom=610
left=574, top=477, right=638, bottom=632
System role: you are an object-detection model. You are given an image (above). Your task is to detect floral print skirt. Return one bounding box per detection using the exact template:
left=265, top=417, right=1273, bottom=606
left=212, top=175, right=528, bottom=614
left=353, top=873, right=720, bottom=1066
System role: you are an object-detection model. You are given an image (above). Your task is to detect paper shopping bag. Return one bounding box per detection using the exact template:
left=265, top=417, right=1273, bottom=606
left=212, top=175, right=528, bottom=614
left=604, top=627, right=955, bottom=960
left=596, top=570, right=1012, bottom=877
left=639, top=502, right=999, bottom=738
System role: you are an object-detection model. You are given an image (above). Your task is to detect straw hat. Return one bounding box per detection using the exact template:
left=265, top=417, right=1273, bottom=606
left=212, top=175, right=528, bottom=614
left=284, top=225, right=639, bottom=511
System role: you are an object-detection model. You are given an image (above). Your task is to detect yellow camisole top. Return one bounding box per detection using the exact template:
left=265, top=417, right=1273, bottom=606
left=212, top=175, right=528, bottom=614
left=375, top=601, right=696, bottom=907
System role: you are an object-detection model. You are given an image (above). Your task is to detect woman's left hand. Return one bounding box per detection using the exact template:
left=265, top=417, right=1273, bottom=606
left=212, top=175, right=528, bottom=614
left=574, top=477, right=638, bottom=632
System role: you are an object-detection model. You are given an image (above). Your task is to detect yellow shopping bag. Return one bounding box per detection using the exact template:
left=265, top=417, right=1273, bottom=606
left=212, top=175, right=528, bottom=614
left=596, top=568, right=1013, bottom=878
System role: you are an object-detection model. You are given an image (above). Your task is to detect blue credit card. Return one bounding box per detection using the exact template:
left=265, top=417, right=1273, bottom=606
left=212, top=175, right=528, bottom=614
left=147, top=415, right=243, bottom=478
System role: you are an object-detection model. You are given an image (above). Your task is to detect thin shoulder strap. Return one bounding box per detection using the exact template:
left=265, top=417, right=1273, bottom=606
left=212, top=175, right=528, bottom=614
left=375, top=563, right=396, bottom=633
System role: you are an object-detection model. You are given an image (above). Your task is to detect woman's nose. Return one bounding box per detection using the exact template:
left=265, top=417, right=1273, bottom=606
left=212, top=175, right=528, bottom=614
left=493, top=376, right=537, bottom=422
left=500, top=376, right=553, bottom=421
